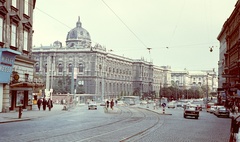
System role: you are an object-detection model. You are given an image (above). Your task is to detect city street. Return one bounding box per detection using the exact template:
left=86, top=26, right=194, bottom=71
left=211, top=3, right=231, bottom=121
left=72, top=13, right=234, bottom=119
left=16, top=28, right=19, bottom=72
left=0, top=104, right=232, bottom=142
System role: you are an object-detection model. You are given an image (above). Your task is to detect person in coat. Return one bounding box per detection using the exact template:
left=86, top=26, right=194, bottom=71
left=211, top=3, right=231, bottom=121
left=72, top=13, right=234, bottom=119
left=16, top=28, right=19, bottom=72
left=42, top=97, right=47, bottom=111
left=37, top=98, right=42, bottom=110
left=110, top=99, right=114, bottom=110
left=47, top=98, right=53, bottom=111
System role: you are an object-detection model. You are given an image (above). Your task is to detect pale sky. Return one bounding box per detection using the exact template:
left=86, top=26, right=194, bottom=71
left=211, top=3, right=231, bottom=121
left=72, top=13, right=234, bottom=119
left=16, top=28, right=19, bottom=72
left=33, top=0, right=237, bottom=71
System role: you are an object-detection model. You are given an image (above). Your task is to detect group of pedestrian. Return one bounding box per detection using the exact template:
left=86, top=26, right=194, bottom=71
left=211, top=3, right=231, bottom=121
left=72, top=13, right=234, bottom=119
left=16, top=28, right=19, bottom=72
left=37, top=97, right=53, bottom=111
left=106, top=99, right=114, bottom=110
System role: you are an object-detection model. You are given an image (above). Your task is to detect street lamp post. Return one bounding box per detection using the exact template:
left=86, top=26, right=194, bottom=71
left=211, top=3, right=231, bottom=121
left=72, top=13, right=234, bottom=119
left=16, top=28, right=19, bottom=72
left=206, top=73, right=209, bottom=103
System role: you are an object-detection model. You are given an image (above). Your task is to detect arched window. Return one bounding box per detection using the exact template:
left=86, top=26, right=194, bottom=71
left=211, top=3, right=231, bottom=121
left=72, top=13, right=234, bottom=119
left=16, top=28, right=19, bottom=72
left=68, top=64, right=72, bottom=72
left=58, top=64, right=63, bottom=72
left=35, top=63, right=39, bottom=72
left=79, top=63, right=84, bottom=72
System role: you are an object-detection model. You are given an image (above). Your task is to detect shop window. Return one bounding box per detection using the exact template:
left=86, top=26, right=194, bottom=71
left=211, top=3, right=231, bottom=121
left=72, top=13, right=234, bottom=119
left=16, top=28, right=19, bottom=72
left=16, top=91, right=24, bottom=106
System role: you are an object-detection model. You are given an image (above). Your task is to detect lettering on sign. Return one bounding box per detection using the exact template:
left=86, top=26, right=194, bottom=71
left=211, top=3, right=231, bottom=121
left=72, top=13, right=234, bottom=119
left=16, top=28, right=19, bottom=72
left=0, top=65, right=12, bottom=73
left=1, top=56, right=14, bottom=65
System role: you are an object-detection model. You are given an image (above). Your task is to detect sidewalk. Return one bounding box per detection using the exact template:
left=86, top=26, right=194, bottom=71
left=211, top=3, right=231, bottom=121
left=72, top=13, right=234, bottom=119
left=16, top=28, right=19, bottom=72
left=0, top=104, right=66, bottom=124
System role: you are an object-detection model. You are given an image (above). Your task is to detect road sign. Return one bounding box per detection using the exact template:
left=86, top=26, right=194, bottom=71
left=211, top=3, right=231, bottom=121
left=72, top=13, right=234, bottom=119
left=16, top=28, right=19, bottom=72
left=162, top=103, right=166, bottom=107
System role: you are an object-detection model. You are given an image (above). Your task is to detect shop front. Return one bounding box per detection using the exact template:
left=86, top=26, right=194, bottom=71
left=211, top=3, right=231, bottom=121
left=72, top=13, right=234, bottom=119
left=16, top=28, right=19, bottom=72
left=9, top=82, right=44, bottom=111
left=0, top=48, right=20, bottom=112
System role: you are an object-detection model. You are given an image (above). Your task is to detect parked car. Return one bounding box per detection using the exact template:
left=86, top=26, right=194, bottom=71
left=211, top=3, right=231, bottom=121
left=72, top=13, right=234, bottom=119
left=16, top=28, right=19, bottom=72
left=191, top=102, right=203, bottom=111
left=88, top=103, right=97, bottom=110
left=167, top=102, right=176, bottom=108
left=206, top=102, right=215, bottom=112
left=117, top=101, right=126, bottom=106
left=208, top=106, right=217, bottom=113
left=176, top=102, right=182, bottom=107
left=140, top=100, right=148, bottom=105
left=184, top=105, right=199, bottom=119
left=99, top=101, right=106, bottom=106
left=214, top=106, right=229, bottom=117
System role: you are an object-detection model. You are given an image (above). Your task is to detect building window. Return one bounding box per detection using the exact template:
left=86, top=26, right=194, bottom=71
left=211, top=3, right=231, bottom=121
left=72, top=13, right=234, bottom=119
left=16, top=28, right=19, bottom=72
left=25, top=73, right=29, bottom=82
left=35, top=64, right=39, bottom=72
left=79, top=63, right=83, bottom=72
left=24, top=0, right=29, bottom=15
left=11, top=24, right=17, bottom=47
left=12, top=0, right=17, bottom=7
left=45, top=64, right=47, bottom=72
left=68, top=64, right=72, bottom=72
left=0, top=17, right=3, bottom=42
left=58, top=64, right=63, bottom=72
left=23, top=30, right=28, bottom=50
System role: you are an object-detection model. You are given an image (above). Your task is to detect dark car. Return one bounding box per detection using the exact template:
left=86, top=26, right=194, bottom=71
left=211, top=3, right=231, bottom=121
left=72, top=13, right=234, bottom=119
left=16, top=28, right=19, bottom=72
left=184, top=105, right=199, bottom=119
left=214, top=106, right=230, bottom=118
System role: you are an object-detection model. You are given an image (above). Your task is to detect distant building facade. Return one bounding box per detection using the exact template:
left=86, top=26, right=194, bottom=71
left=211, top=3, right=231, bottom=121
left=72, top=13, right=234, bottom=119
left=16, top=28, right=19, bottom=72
left=32, top=17, right=171, bottom=100
left=171, top=69, right=218, bottom=93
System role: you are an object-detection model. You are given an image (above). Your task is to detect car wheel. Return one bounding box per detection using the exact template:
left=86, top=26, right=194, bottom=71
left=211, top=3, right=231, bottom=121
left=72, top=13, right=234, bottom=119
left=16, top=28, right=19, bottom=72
left=184, top=115, right=186, bottom=118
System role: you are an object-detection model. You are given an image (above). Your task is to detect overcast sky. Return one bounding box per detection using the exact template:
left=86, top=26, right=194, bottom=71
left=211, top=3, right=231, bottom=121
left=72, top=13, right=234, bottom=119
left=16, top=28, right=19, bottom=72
left=33, top=0, right=237, bottom=71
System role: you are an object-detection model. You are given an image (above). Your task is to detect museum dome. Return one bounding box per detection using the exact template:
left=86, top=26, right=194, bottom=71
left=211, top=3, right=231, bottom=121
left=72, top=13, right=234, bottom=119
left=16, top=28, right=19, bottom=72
left=66, top=16, right=91, bottom=48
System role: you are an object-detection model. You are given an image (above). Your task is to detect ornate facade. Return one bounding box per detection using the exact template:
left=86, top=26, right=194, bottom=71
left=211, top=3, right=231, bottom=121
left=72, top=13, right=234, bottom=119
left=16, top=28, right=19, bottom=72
left=0, top=0, right=42, bottom=112
left=32, top=17, right=171, bottom=101
left=171, top=70, right=218, bottom=93
left=218, top=1, right=240, bottom=95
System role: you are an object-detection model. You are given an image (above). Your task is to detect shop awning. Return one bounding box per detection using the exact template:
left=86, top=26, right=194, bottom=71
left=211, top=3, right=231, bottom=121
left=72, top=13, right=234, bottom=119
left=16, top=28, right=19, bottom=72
left=10, top=82, right=44, bottom=88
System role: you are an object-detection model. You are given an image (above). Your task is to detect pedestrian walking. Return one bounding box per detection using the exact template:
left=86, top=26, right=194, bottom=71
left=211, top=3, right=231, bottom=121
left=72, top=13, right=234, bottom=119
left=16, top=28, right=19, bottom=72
left=37, top=98, right=42, bottom=110
left=42, top=97, right=47, bottom=111
left=110, top=99, right=114, bottom=110
left=106, top=100, right=109, bottom=109
left=115, top=100, right=118, bottom=106
left=47, top=98, right=53, bottom=111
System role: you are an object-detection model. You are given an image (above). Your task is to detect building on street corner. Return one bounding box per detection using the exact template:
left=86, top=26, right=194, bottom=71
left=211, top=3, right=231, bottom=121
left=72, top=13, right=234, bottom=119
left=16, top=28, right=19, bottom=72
left=0, top=0, right=44, bottom=113
left=217, top=1, right=240, bottom=106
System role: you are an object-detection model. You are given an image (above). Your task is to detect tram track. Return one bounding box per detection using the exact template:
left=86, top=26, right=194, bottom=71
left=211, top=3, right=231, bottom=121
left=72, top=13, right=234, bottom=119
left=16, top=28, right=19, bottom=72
left=1, top=106, right=165, bottom=142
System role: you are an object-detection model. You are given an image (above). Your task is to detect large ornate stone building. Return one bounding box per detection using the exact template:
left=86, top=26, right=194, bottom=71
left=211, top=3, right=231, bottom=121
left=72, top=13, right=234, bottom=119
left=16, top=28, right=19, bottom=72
left=171, top=69, right=218, bottom=92
left=0, top=0, right=42, bottom=112
left=32, top=17, right=171, bottom=101
left=217, top=1, right=240, bottom=97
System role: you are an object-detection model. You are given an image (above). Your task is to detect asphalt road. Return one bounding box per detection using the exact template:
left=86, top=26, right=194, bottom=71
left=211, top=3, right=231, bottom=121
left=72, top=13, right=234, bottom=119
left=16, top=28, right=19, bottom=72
left=0, top=105, right=232, bottom=142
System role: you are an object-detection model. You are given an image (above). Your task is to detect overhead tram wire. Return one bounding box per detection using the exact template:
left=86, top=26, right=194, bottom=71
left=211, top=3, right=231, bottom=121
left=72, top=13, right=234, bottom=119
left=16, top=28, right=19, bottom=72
left=32, top=3, right=101, bottom=46
left=101, top=0, right=149, bottom=50
left=167, top=0, right=186, bottom=49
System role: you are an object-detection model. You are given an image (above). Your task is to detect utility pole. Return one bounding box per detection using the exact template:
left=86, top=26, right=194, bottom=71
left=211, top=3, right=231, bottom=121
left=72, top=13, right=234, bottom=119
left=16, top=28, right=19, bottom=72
left=206, top=73, right=209, bottom=103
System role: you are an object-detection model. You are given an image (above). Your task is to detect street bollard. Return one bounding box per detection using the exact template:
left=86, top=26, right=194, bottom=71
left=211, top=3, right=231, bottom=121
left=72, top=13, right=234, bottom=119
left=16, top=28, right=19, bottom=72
left=18, top=106, right=22, bottom=119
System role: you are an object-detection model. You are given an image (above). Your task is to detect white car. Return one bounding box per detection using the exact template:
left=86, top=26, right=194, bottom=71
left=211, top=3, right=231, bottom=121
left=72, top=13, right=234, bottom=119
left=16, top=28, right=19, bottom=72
left=88, top=103, right=97, bottom=110
left=209, top=106, right=217, bottom=113
left=167, top=102, right=175, bottom=108
left=117, top=101, right=126, bottom=106
left=140, top=100, right=148, bottom=105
